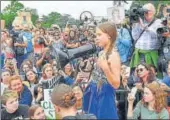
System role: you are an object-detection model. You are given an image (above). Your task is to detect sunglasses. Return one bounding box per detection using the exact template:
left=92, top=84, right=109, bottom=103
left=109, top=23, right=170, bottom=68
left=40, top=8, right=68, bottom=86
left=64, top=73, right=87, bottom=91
left=136, top=68, right=144, bottom=73
left=144, top=10, right=152, bottom=14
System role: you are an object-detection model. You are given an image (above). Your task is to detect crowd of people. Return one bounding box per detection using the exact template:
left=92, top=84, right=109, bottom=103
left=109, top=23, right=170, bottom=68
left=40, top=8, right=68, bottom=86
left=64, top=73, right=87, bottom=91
left=1, top=2, right=170, bottom=120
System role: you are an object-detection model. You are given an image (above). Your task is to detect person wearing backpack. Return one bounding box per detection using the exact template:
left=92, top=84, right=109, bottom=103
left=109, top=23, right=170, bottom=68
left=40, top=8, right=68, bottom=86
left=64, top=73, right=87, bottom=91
left=51, top=84, right=96, bottom=119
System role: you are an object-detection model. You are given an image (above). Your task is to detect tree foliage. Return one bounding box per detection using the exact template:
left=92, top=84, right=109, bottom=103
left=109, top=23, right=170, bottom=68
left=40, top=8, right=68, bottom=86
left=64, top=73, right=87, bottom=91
left=1, top=0, right=24, bottom=28
left=1, top=0, right=85, bottom=29
left=41, top=12, right=81, bottom=29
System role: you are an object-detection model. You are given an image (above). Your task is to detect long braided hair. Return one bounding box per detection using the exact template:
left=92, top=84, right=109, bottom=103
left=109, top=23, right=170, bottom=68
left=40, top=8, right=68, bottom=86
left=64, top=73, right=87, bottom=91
left=97, top=22, right=117, bottom=59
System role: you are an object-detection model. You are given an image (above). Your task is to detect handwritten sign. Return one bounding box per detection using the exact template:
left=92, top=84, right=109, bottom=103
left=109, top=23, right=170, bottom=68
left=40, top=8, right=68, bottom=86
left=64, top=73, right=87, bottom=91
left=41, top=76, right=64, bottom=89
left=41, top=101, right=56, bottom=119
left=1, top=20, right=5, bottom=30
left=41, top=89, right=56, bottom=119
left=107, top=6, right=125, bottom=24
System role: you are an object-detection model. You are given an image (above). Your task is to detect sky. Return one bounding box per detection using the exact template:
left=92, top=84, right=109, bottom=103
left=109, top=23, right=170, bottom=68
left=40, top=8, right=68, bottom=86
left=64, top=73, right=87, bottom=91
left=1, top=1, right=132, bottom=19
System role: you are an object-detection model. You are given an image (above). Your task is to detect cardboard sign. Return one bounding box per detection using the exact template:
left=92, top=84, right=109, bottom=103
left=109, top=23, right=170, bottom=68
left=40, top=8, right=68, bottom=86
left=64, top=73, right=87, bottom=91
left=107, top=6, right=125, bottom=24
left=41, top=89, right=56, bottom=119
left=41, top=101, right=56, bottom=119
left=44, top=89, right=53, bottom=101
left=41, top=76, right=64, bottom=89
left=1, top=20, right=5, bottom=30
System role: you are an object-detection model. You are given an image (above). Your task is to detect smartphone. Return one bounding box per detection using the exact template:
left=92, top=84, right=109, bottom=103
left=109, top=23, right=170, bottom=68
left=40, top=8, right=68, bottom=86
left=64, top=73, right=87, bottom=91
left=125, top=66, right=131, bottom=77
left=131, top=87, right=137, bottom=98
left=121, top=65, right=131, bottom=77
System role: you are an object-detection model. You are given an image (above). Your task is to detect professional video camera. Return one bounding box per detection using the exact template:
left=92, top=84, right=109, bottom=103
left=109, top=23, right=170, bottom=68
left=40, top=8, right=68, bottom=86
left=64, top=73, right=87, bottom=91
left=129, top=4, right=148, bottom=23
left=50, top=43, right=97, bottom=69
left=10, top=30, right=20, bottom=38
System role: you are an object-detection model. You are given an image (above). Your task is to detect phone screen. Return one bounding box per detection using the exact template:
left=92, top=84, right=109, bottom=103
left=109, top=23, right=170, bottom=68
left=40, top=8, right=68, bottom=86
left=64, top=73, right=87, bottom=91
left=125, top=67, right=131, bottom=77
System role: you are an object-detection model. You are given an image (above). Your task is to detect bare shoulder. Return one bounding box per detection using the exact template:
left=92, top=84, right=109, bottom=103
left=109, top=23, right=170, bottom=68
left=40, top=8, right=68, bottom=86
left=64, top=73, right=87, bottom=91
left=108, top=50, right=121, bottom=64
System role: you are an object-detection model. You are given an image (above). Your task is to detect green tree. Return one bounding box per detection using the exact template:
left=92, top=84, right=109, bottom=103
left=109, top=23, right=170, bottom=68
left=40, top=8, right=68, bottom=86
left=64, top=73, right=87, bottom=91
left=41, top=12, right=62, bottom=28
left=1, top=0, right=24, bottom=28
left=41, top=12, right=81, bottom=29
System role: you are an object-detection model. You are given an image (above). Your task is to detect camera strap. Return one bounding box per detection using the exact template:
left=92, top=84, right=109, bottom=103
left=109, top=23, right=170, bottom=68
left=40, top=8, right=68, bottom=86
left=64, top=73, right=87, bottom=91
left=134, top=18, right=156, bottom=45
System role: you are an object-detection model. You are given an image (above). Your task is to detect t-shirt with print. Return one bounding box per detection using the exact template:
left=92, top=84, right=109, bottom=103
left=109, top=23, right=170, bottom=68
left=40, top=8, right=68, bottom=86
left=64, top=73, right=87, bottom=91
left=1, top=104, right=29, bottom=120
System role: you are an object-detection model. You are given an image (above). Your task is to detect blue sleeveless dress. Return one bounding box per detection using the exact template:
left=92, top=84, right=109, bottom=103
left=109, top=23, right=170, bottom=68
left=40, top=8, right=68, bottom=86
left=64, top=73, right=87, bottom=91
left=83, top=50, right=119, bottom=119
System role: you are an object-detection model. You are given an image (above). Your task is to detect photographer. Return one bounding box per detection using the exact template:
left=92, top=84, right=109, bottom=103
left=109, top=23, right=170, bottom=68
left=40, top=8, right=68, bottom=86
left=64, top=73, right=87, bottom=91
left=161, top=20, right=170, bottom=68
left=39, top=27, right=51, bottom=46
left=33, top=29, right=45, bottom=54
left=34, top=47, right=54, bottom=71
left=33, top=29, right=54, bottom=71
left=12, top=25, right=28, bottom=69
left=130, top=3, right=163, bottom=74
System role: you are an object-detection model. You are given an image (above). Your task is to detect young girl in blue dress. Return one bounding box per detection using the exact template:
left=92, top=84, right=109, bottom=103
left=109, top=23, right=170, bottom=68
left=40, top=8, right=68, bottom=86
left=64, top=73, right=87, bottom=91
left=83, top=22, right=121, bottom=119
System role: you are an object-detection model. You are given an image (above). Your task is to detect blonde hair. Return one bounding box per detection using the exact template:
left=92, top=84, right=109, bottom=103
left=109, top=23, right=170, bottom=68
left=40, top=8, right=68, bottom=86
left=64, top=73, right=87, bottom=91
left=1, top=89, right=18, bottom=105
left=143, top=3, right=156, bottom=15
left=98, top=22, right=117, bottom=57
left=8, top=75, right=22, bottom=86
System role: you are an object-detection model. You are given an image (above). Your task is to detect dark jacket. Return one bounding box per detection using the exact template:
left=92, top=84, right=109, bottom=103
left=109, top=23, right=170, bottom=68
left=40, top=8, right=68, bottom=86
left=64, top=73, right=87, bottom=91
left=19, top=85, right=32, bottom=106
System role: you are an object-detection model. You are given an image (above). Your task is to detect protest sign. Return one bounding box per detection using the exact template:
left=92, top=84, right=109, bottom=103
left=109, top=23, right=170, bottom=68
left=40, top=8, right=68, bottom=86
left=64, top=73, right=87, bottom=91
left=1, top=20, right=5, bottom=30
left=107, top=6, right=125, bottom=24
left=41, top=89, right=56, bottom=119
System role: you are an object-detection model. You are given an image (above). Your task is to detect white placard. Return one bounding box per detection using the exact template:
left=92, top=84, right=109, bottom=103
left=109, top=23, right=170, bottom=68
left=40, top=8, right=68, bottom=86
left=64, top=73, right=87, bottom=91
left=44, top=89, right=53, bottom=101
left=41, top=101, right=56, bottom=119
left=107, top=6, right=125, bottom=24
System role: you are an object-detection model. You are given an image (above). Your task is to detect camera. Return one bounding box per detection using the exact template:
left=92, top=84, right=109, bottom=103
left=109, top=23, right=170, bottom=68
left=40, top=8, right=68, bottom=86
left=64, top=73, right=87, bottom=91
left=129, top=4, right=148, bottom=23
left=157, top=27, right=169, bottom=34
left=157, top=18, right=169, bottom=34
left=37, top=37, right=45, bottom=45
left=10, top=30, right=20, bottom=38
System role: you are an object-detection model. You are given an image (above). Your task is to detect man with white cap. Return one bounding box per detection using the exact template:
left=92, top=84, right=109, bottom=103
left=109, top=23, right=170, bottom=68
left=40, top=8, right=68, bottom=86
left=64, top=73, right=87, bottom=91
left=130, top=3, right=163, bottom=77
